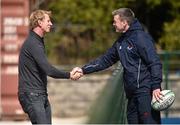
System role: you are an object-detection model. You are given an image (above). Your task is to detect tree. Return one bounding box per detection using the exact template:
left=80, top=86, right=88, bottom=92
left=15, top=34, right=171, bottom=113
left=39, top=0, right=180, bottom=64
left=159, top=17, right=180, bottom=51
left=158, top=0, right=180, bottom=51
left=45, top=0, right=122, bottom=64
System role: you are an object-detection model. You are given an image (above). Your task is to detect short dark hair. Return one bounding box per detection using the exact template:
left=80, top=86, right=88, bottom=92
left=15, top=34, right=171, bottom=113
left=112, top=8, right=135, bottom=25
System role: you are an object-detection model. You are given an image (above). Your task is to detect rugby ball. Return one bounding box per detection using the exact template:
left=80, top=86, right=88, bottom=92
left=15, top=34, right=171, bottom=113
left=151, top=90, right=175, bottom=111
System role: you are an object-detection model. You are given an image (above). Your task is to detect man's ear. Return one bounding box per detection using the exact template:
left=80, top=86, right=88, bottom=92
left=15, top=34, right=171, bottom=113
left=122, top=20, right=127, bottom=25
left=38, top=20, right=42, bottom=27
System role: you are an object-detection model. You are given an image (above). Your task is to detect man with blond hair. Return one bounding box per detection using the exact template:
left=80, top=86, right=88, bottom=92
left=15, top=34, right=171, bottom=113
left=18, top=10, right=81, bottom=124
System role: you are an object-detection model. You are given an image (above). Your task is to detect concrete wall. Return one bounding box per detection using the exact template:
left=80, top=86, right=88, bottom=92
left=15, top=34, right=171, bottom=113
left=48, top=73, right=111, bottom=118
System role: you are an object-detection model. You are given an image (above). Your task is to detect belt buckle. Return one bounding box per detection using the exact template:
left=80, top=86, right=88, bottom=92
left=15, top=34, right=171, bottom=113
left=30, top=92, right=38, bottom=96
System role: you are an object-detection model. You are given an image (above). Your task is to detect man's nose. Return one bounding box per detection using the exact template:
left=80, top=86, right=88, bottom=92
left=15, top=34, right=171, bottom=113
left=49, top=21, right=53, bottom=26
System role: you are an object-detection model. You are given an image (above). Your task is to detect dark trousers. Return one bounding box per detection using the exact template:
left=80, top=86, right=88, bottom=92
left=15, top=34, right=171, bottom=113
left=18, top=92, right=52, bottom=124
left=127, top=94, right=161, bottom=124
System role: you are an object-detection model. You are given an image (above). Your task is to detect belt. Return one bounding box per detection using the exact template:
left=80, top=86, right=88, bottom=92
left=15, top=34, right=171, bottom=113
left=19, top=91, right=48, bottom=96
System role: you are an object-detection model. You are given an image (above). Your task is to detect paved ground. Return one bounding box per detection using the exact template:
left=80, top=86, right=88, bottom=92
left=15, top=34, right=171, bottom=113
left=0, top=117, right=87, bottom=125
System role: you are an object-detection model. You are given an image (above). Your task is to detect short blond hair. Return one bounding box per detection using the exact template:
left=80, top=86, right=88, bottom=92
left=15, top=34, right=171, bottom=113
left=29, top=10, right=51, bottom=29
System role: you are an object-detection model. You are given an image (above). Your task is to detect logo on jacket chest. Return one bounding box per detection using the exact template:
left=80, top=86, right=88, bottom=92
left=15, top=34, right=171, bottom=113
left=119, top=44, right=133, bottom=51
left=127, top=44, right=133, bottom=50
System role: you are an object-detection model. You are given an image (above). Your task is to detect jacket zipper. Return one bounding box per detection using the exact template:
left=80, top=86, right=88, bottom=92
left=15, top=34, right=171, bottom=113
left=137, top=59, right=141, bottom=88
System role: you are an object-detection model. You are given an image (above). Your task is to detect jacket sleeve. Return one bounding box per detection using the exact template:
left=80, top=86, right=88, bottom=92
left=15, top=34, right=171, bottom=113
left=82, top=43, right=119, bottom=74
left=30, top=43, right=70, bottom=79
left=136, top=33, right=162, bottom=90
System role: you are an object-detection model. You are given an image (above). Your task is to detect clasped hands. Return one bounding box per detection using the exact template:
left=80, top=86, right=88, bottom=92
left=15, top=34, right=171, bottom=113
left=70, top=67, right=83, bottom=80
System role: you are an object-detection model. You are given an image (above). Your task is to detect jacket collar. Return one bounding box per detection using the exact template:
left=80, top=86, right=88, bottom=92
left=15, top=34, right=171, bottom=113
left=30, top=30, right=44, bottom=43
left=122, top=18, right=143, bottom=37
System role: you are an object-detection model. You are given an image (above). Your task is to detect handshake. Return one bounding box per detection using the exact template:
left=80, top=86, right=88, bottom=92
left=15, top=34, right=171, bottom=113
left=70, top=67, right=84, bottom=80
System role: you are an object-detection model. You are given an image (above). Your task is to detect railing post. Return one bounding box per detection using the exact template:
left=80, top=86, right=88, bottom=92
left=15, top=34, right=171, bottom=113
left=163, top=51, right=169, bottom=118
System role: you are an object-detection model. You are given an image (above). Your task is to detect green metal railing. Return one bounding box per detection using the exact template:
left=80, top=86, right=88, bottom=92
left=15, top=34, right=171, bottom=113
left=159, top=51, right=180, bottom=89
left=159, top=51, right=180, bottom=118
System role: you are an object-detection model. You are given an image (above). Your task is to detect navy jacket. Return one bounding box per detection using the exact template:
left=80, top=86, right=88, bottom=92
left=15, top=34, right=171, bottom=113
left=82, top=19, right=162, bottom=98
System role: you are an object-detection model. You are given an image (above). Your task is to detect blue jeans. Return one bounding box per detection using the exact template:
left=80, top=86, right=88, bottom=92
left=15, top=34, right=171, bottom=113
left=18, top=92, right=52, bottom=124
left=127, top=94, right=161, bottom=124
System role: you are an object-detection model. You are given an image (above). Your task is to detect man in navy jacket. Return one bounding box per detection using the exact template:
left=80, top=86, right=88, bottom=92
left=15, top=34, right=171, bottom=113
left=73, top=8, right=163, bottom=124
